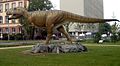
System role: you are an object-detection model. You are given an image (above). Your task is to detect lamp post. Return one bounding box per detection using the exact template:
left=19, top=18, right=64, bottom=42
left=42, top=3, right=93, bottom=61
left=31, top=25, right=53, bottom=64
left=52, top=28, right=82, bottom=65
left=0, top=33, right=3, bottom=40
left=112, top=12, right=116, bottom=25
left=112, top=12, right=117, bottom=33
left=7, top=16, right=10, bottom=41
left=112, top=12, right=116, bottom=19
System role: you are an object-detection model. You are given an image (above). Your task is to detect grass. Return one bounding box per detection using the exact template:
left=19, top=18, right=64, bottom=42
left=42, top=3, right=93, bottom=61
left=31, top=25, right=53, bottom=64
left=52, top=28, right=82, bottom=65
left=0, top=46, right=120, bottom=66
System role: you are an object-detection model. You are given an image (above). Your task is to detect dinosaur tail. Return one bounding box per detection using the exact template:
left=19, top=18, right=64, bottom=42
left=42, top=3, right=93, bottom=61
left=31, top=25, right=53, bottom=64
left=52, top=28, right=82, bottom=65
left=64, top=11, right=119, bottom=23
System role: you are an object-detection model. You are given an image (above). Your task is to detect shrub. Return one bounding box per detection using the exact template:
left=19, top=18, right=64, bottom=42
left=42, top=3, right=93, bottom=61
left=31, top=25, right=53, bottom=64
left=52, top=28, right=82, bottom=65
left=93, top=32, right=101, bottom=43
left=118, top=32, right=120, bottom=40
left=10, top=34, right=15, bottom=40
left=111, top=33, right=118, bottom=43
left=2, top=33, right=8, bottom=40
left=15, top=33, right=23, bottom=40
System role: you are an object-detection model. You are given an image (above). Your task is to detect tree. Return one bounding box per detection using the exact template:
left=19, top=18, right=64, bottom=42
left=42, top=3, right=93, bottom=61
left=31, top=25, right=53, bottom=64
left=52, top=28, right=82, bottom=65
left=19, top=17, right=34, bottom=40
left=19, top=0, right=53, bottom=40
left=111, top=22, right=119, bottom=42
left=28, top=0, right=53, bottom=11
left=118, top=32, right=120, bottom=40
left=99, top=23, right=111, bottom=34
left=111, top=22, right=119, bottom=33
left=111, top=32, right=118, bottom=43
left=93, top=32, right=101, bottom=43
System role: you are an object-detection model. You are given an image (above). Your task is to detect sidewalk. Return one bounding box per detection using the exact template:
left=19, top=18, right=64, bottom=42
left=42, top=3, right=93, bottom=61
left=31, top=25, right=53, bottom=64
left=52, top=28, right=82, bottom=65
left=84, top=44, right=120, bottom=47
left=0, top=45, right=33, bottom=50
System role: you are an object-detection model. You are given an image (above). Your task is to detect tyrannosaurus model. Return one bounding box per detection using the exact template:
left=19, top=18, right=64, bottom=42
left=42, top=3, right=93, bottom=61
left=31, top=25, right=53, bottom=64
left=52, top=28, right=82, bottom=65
left=6, top=7, right=119, bottom=44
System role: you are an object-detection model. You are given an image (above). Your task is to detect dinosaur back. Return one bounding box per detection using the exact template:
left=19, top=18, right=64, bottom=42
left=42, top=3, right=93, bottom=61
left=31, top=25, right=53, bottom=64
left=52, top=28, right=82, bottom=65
left=63, top=11, right=119, bottom=23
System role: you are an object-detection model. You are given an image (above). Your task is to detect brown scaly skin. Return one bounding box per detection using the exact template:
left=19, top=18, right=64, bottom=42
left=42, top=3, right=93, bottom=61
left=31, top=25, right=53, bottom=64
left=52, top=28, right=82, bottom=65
left=6, top=7, right=119, bottom=45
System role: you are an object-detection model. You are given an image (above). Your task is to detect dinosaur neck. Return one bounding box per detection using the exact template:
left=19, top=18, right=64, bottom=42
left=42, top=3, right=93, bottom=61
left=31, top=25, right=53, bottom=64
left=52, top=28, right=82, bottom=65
left=22, top=10, right=30, bottom=19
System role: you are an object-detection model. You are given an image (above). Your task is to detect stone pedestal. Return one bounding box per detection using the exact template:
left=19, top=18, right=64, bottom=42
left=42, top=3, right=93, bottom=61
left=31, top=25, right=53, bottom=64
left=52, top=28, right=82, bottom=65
left=31, top=43, right=87, bottom=53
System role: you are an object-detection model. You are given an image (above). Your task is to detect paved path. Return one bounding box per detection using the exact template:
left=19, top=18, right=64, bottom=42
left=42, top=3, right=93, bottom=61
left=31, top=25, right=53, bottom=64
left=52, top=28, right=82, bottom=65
left=84, top=44, right=120, bottom=47
left=0, top=41, right=40, bottom=45
left=0, top=44, right=120, bottom=50
left=0, top=45, right=33, bottom=50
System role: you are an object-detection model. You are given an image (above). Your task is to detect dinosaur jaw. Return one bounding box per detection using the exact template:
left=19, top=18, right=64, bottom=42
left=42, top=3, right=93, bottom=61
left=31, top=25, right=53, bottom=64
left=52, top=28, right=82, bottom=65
left=8, top=14, right=22, bottom=20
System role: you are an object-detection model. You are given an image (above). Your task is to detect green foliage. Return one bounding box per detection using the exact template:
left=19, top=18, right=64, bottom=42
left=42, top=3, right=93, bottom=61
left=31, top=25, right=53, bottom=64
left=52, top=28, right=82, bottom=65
left=99, top=23, right=111, bottom=34
left=111, top=22, right=118, bottom=33
left=93, top=32, right=101, bottom=43
left=15, top=33, right=23, bottom=40
left=19, top=17, right=35, bottom=40
left=118, top=32, right=120, bottom=40
left=28, top=0, right=53, bottom=11
left=110, top=22, right=119, bottom=43
left=9, top=34, right=15, bottom=40
left=2, top=33, right=8, bottom=40
left=2, top=33, right=23, bottom=40
left=110, top=33, right=118, bottom=43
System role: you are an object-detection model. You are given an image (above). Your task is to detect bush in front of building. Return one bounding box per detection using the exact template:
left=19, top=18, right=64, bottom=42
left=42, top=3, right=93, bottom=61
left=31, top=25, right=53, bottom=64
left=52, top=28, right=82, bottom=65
left=10, top=34, right=15, bottom=40
left=2, top=33, right=8, bottom=40
left=118, top=32, right=120, bottom=41
left=2, top=33, right=23, bottom=40
left=93, top=32, right=101, bottom=43
left=110, top=33, right=118, bottom=43
left=14, top=33, right=23, bottom=40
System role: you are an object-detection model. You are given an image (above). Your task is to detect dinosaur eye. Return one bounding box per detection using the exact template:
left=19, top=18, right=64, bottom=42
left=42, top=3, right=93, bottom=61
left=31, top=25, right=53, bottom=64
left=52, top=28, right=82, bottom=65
left=14, top=8, right=17, bottom=10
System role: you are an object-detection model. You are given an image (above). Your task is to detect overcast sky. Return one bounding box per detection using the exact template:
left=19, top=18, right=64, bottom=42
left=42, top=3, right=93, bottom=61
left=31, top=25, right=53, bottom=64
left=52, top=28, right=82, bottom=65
left=50, top=0, right=120, bottom=25
left=50, top=0, right=60, bottom=10
left=104, top=0, right=120, bottom=25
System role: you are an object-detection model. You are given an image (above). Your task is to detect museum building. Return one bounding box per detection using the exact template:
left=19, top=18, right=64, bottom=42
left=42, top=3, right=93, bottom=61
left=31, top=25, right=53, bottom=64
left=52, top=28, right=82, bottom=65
left=60, top=0, right=104, bottom=36
left=0, top=0, right=29, bottom=38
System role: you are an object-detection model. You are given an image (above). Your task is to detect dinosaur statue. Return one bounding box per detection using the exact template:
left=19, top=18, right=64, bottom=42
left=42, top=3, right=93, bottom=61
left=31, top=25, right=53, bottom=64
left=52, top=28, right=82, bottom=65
left=6, top=7, right=119, bottom=45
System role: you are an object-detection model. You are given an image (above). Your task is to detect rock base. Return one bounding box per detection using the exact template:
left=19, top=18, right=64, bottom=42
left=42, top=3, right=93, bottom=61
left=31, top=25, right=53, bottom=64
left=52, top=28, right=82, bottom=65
left=31, top=43, right=87, bottom=53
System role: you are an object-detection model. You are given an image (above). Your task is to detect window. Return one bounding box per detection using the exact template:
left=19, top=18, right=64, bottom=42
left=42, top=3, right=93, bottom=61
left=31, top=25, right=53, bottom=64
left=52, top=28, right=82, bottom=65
left=0, top=28, right=2, bottom=33
left=5, top=28, right=9, bottom=33
left=6, top=0, right=9, bottom=1
left=19, top=27, right=21, bottom=33
left=0, top=4, right=3, bottom=12
left=18, top=2, right=23, bottom=7
left=5, top=3, right=9, bottom=11
left=5, top=16, right=9, bottom=23
left=0, top=16, right=3, bottom=23
left=12, top=3, right=16, bottom=8
left=12, top=19, right=16, bottom=24
left=0, top=0, right=2, bottom=1
left=12, top=28, right=15, bottom=33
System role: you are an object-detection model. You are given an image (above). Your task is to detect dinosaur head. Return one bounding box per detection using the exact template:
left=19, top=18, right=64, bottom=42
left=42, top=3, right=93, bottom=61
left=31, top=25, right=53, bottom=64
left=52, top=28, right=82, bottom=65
left=6, top=7, right=27, bottom=20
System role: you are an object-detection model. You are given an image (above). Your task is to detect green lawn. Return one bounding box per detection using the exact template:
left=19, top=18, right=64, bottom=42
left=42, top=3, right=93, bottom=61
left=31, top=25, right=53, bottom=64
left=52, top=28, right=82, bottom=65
left=0, top=46, right=120, bottom=66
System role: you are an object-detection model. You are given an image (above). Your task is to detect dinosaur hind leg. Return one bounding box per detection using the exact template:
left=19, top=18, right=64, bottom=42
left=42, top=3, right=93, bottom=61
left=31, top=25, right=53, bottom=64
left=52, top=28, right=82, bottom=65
left=57, top=25, right=72, bottom=44
left=45, top=24, right=54, bottom=45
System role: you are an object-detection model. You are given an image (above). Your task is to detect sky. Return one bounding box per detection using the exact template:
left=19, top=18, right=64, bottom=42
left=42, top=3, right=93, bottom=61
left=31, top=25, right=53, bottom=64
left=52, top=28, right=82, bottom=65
left=104, top=0, right=120, bottom=25
left=50, top=0, right=120, bottom=25
left=50, top=0, right=60, bottom=10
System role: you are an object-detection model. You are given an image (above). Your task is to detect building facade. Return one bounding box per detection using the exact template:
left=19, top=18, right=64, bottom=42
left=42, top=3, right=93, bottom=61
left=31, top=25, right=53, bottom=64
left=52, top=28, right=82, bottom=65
left=60, top=0, right=104, bottom=34
left=0, top=0, right=29, bottom=38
